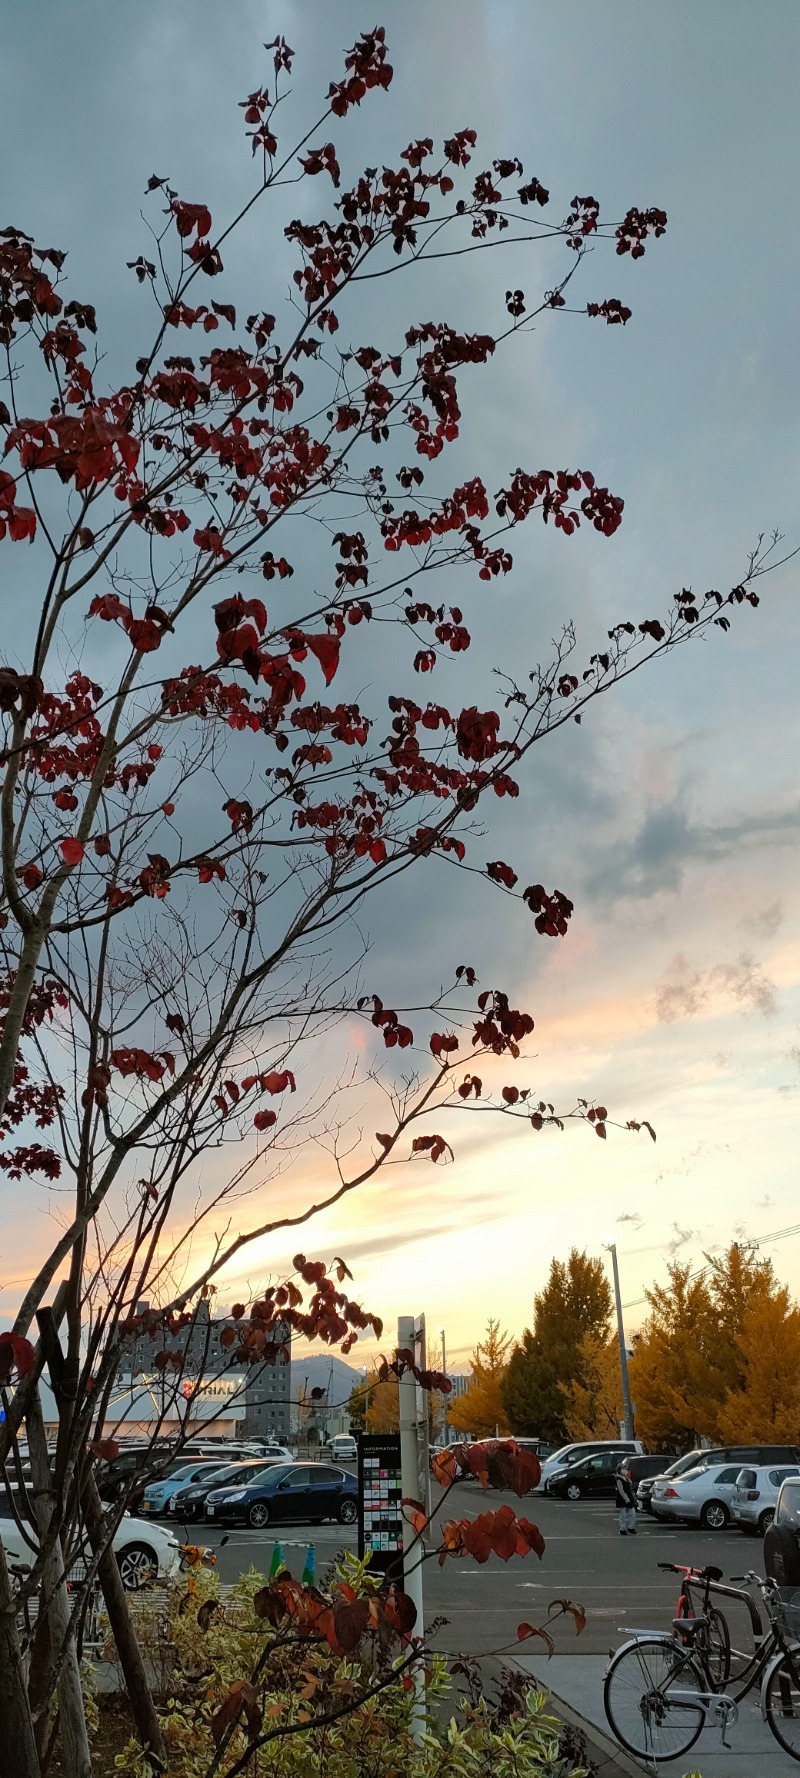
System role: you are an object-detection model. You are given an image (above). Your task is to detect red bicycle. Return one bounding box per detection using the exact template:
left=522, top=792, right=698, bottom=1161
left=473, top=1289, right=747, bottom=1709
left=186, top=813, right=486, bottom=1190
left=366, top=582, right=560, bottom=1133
left=660, top=1561, right=731, bottom=1686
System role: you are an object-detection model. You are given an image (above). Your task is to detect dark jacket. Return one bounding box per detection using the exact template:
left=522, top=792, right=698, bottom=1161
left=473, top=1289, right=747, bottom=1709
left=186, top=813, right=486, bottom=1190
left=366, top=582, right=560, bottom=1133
left=615, top=1472, right=637, bottom=1509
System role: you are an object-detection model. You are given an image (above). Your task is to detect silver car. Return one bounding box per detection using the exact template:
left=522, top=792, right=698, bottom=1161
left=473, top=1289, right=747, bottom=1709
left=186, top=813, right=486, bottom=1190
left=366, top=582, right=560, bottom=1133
left=650, top=1461, right=746, bottom=1531
left=732, top=1464, right=800, bottom=1536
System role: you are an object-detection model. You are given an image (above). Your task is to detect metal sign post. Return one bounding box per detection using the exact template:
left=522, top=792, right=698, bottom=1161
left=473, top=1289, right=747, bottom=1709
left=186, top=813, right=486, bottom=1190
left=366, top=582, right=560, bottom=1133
left=398, top=1313, right=425, bottom=1740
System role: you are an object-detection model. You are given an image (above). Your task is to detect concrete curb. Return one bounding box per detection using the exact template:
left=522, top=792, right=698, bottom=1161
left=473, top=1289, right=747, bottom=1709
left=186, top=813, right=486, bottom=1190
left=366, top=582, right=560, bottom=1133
left=545, top=1685, right=646, bottom=1777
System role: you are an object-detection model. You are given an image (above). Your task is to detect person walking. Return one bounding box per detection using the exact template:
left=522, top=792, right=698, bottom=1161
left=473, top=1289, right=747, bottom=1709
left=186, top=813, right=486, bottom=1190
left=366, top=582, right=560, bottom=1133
left=616, top=1463, right=637, bottom=1535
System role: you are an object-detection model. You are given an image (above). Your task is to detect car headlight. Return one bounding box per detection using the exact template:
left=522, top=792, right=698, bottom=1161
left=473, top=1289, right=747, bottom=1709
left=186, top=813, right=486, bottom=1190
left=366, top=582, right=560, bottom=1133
left=221, top=1489, right=247, bottom=1500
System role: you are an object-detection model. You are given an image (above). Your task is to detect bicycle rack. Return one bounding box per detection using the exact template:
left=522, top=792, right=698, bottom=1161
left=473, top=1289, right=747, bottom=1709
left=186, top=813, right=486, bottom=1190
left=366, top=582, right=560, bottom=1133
left=685, top=1572, right=764, bottom=1640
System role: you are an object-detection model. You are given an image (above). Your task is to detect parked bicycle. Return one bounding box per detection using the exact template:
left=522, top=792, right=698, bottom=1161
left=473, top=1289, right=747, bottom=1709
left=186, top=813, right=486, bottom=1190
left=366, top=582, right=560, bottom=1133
left=604, top=1565, right=800, bottom=1763
left=668, top=1560, right=731, bottom=1688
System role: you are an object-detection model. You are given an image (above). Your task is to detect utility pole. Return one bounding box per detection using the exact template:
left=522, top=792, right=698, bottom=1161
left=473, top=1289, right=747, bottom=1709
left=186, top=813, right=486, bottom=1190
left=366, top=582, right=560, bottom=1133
left=439, top=1326, right=447, bottom=1443
left=398, top=1313, right=425, bottom=1741
left=605, top=1243, right=635, bottom=1440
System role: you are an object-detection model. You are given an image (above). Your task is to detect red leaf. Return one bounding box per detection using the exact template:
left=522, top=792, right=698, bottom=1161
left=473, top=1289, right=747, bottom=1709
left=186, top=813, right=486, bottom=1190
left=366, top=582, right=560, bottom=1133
left=305, top=634, right=341, bottom=685
left=517, top=1622, right=555, bottom=1655
left=88, top=1436, right=120, bottom=1462
left=0, top=1332, right=35, bottom=1381
left=331, top=1596, right=370, bottom=1652
left=60, top=837, right=84, bottom=866
left=254, top=1109, right=277, bottom=1131
left=261, top=1069, right=295, bottom=1095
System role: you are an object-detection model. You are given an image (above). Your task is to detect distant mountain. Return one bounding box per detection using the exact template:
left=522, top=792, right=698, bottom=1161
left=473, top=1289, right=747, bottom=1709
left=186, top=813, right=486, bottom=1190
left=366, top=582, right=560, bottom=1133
left=290, top=1352, right=362, bottom=1407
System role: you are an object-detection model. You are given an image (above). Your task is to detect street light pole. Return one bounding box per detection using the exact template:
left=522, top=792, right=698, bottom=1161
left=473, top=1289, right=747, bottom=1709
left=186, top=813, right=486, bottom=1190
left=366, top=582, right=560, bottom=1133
left=439, top=1326, right=447, bottom=1443
left=606, top=1243, right=635, bottom=1440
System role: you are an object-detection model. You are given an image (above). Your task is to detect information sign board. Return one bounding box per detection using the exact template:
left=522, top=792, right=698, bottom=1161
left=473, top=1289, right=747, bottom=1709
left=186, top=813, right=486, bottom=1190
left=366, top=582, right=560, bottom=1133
left=357, top=1431, right=403, bottom=1576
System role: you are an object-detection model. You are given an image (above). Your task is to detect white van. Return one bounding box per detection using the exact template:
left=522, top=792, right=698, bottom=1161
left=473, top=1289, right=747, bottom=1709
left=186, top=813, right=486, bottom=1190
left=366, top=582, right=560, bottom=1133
left=327, top=1434, right=357, bottom=1462
left=538, top=1438, right=644, bottom=1493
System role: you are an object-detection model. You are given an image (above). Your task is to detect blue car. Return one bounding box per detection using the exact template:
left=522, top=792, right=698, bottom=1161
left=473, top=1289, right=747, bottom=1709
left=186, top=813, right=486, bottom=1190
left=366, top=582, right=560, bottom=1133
left=211, top=1462, right=358, bottom=1529
left=141, top=1459, right=233, bottom=1516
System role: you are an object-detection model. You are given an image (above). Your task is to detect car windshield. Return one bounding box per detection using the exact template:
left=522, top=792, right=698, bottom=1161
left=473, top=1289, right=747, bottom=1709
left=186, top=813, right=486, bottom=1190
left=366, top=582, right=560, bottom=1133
left=662, top=1451, right=705, bottom=1478
left=187, top=1465, right=242, bottom=1489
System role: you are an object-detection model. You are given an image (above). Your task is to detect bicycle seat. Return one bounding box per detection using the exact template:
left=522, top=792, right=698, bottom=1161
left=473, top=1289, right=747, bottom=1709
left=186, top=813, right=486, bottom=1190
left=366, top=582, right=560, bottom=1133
left=700, top=1565, right=723, bottom=1582
left=673, top=1615, right=711, bottom=1639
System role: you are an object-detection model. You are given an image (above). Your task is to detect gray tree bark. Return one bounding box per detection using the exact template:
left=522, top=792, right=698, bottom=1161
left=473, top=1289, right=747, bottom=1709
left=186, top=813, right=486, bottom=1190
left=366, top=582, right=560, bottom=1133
left=0, top=1538, right=41, bottom=1778
left=26, top=1391, right=93, bottom=1778
left=82, top=1477, right=167, bottom=1772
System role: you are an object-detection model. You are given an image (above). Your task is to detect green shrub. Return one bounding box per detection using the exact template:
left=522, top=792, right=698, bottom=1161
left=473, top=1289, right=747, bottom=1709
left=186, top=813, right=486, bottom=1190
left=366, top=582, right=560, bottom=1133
left=107, top=1556, right=591, bottom=1778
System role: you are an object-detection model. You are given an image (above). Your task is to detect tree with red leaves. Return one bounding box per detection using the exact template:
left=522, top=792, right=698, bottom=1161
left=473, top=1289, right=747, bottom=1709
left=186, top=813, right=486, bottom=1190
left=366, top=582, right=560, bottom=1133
left=0, top=23, right=770, bottom=1776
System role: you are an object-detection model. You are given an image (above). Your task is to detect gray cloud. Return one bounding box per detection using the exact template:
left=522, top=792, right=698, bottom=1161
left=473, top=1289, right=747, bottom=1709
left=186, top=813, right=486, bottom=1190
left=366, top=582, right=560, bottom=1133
left=667, top=1222, right=697, bottom=1257
left=744, top=900, right=783, bottom=938
left=656, top=951, right=777, bottom=1024
left=587, top=796, right=800, bottom=905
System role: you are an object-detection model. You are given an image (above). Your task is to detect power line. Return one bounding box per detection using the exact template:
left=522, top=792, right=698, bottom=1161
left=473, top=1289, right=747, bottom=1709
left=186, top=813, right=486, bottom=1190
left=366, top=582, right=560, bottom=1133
left=621, top=1218, right=800, bottom=1313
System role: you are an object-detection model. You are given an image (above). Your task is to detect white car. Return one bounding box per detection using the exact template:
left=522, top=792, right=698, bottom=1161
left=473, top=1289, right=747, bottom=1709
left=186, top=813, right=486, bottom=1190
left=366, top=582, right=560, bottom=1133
left=0, top=1510, right=183, bottom=1591
left=651, top=1461, right=746, bottom=1531
left=732, top=1464, right=800, bottom=1536
left=538, top=1439, right=643, bottom=1493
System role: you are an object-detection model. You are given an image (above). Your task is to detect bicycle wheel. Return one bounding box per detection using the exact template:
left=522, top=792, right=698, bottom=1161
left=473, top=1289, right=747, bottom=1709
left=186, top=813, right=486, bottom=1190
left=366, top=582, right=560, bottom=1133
left=764, top=1652, right=800, bottom=1760
left=675, top=1592, right=731, bottom=1690
left=705, top=1606, right=731, bottom=1688
left=604, top=1637, right=707, bottom=1762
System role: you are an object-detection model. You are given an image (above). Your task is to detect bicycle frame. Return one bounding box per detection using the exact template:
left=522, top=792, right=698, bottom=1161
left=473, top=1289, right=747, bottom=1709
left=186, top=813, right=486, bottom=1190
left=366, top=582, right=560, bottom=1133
left=611, top=1613, right=800, bottom=1745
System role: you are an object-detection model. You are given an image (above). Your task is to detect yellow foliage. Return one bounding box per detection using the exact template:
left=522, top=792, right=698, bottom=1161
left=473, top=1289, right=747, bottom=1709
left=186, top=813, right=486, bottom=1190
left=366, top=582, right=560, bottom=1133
left=447, top=1319, right=511, bottom=1438
left=717, top=1288, right=800, bottom=1442
left=562, top=1334, right=625, bottom=1440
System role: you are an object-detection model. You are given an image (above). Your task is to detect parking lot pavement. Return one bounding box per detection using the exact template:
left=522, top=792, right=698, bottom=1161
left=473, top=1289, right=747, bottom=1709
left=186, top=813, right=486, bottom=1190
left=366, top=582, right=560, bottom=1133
left=173, top=1484, right=766, bottom=1660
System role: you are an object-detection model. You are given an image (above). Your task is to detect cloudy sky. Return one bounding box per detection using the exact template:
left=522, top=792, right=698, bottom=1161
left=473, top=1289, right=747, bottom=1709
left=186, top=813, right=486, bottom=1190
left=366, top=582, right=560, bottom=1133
left=2, top=2, right=799, bottom=1368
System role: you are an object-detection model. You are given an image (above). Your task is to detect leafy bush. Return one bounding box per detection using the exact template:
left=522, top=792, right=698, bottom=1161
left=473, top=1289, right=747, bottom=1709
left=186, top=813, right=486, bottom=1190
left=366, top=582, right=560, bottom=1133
left=106, top=1557, right=591, bottom=1777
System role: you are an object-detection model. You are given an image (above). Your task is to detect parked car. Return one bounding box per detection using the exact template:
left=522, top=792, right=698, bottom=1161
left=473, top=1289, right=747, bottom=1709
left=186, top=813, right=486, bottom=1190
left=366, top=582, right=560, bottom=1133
left=651, top=1461, right=752, bottom=1530
left=96, top=1438, right=265, bottom=1509
left=546, top=1447, right=637, bottom=1500
left=514, top=1438, right=556, bottom=1462
left=765, top=1477, right=800, bottom=1588
left=211, top=1462, right=358, bottom=1528
left=618, top=1452, right=677, bottom=1508
left=169, top=1458, right=280, bottom=1521
left=326, top=1436, right=358, bottom=1462
left=141, top=1460, right=234, bottom=1517
left=732, top=1464, right=800, bottom=1536
left=0, top=1508, right=182, bottom=1591
left=539, top=1439, right=644, bottom=1494
left=638, top=1445, right=800, bottom=1515
left=243, top=1441, right=294, bottom=1461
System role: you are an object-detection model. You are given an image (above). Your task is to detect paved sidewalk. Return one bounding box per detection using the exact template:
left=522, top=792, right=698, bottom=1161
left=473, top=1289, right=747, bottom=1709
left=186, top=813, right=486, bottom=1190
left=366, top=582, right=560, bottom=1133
left=516, top=1653, right=800, bottom=1776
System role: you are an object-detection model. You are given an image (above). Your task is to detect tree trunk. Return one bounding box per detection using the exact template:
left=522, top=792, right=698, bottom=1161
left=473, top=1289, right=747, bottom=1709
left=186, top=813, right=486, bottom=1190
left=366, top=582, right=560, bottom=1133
left=26, top=1392, right=92, bottom=1778
left=0, top=1538, right=41, bottom=1778
left=82, top=1477, right=167, bottom=1771
left=35, top=1310, right=167, bottom=1772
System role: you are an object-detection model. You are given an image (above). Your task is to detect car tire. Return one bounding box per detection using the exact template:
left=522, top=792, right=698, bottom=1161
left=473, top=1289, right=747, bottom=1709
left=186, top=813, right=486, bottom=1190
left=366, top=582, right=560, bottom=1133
left=338, top=1497, right=358, bottom=1524
left=247, top=1501, right=271, bottom=1529
left=117, top=1542, right=159, bottom=1591
left=566, top=1482, right=582, bottom=1502
left=759, top=1509, right=776, bottom=1536
left=700, top=1500, right=729, bottom=1531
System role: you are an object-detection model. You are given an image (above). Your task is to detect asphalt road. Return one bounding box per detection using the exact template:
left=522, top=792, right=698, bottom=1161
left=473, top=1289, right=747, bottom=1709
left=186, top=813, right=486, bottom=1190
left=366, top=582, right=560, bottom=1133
left=169, top=1482, right=768, bottom=1659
